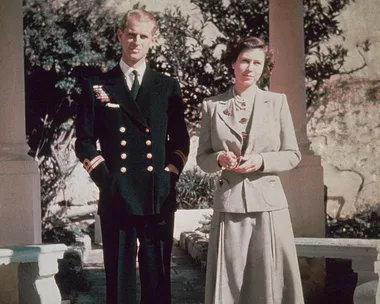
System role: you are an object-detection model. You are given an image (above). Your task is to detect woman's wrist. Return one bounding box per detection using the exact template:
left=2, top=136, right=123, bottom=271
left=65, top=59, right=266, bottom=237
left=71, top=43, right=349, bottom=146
left=217, top=151, right=225, bottom=168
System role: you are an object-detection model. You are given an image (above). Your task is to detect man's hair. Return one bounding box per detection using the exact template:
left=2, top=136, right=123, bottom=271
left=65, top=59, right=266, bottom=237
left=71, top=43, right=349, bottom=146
left=118, top=9, right=158, bottom=35
left=222, top=36, right=274, bottom=79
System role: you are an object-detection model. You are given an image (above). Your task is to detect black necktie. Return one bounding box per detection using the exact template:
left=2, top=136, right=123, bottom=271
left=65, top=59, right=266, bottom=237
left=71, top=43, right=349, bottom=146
left=130, top=70, right=140, bottom=101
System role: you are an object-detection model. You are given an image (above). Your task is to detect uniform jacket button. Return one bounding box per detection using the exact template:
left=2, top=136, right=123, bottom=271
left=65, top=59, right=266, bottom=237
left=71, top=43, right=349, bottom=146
left=120, top=167, right=127, bottom=173
left=147, top=166, right=153, bottom=172
left=121, top=153, right=127, bottom=159
left=119, top=127, right=126, bottom=133
left=120, top=140, right=127, bottom=146
left=146, top=153, right=152, bottom=159
left=145, top=128, right=150, bottom=133
left=145, top=140, right=152, bottom=146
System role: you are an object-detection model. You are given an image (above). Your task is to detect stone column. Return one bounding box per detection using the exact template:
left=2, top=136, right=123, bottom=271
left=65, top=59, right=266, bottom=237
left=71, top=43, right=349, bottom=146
left=269, top=0, right=325, bottom=302
left=0, top=0, right=41, bottom=246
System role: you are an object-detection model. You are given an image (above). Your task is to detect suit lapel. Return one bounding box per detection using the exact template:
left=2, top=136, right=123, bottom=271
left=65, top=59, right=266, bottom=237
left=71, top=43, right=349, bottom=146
left=216, top=88, right=243, bottom=142
left=244, top=89, right=270, bottom=154
left=135, top=67, right=160, bottom=117
left=103, top=65, right=149, bottom=128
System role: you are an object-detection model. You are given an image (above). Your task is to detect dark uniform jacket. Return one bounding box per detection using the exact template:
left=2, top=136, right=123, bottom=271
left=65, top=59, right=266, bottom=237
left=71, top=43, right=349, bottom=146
left=75, top=65, right=190, bottom=216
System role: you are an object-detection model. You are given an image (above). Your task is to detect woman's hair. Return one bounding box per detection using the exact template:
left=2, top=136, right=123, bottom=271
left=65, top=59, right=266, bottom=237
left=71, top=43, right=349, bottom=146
left=118, top=9, right=158, bottom=36
left=222, top=36, right=274, bottom=80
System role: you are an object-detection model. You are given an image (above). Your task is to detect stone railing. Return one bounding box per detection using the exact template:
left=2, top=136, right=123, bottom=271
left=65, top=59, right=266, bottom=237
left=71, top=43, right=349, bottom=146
left=296, top=237, right=380, bottom=304
left=0, top=244, right=67, bottom=304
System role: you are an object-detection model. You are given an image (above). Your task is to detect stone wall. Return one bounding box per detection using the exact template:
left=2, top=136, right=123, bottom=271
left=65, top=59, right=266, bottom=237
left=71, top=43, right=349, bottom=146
left=307, top=78, right=380, bottom=217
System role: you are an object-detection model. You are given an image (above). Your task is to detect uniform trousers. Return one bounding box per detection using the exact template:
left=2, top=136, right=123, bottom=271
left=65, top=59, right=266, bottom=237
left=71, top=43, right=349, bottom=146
left=100, top=212, right=174, bottom=304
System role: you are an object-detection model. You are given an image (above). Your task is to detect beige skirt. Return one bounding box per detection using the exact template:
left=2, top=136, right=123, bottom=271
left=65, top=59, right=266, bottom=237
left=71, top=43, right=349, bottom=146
left=205, top=209, right=304, bottom=304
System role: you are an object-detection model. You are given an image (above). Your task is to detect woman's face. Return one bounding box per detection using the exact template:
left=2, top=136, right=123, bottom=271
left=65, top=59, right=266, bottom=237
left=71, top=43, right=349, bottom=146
left=232, top=48, right=265, bottom=88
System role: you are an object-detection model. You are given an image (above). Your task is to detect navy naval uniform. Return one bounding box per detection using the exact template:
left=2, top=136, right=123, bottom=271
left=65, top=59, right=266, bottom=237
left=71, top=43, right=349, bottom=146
left=75, top=60, right=190, bottom=304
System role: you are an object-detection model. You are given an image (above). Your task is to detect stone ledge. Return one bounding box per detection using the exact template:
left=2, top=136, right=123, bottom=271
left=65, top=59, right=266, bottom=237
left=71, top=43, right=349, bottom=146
left=72, top=234, right=92, bottom=263
left=296, top=237, right=380, bottom=304
left=179, top=231, right=208, bottom=272
left=0, top=243, right=67, bottom=265
left=296, top=237, right=380, bottom=253
left=0, top=243, right=68, bottom=304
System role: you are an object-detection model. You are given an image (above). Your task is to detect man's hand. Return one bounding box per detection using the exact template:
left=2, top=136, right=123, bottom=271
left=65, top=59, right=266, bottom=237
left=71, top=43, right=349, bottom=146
left=233, top=154, right=263, bottom=173
left=164, top=164, right=179, bottom=175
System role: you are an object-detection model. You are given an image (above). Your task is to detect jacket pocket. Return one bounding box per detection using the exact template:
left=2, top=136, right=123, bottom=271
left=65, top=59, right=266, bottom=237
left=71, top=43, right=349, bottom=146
left=98, top=174, right=118, bottom=215
left=261, top=176, right=288, bottom=208
left=214, top=178, right=231, bottom=206
left=157, top=170, right=171, bottom=199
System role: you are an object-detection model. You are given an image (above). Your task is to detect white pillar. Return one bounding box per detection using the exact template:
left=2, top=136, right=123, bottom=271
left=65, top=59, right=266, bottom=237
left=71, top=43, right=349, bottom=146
left=269, top=0, right=325, bottom=302
left=0, top=0, right=41, bottom=246
left=269, top=0, right=325, bottom=239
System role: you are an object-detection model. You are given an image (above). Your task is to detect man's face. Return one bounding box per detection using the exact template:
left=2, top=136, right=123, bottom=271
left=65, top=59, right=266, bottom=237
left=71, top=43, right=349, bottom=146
left=117, top=16, right=156, bottom=67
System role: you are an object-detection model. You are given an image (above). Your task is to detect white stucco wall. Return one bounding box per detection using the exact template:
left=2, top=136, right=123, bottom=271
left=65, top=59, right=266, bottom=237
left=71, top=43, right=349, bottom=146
left=330, top=0, right=380, bottom=79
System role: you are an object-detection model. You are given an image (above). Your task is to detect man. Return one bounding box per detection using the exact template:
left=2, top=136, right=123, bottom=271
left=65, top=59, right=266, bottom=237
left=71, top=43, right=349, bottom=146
left=75, top=9, right=190, bottom=304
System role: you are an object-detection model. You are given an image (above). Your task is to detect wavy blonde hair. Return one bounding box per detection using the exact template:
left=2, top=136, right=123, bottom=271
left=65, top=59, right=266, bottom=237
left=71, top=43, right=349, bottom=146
left=118, top=9, right=158, bottom=36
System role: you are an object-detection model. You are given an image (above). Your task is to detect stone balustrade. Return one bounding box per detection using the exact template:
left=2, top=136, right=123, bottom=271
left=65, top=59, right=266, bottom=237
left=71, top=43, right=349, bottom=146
left=296, top=237, right=380, bottom=304
left=0, top=244, right=67, bottom=304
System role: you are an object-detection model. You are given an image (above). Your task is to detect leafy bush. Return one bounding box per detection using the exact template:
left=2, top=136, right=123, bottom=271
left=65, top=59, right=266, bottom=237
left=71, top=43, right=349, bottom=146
left=23, top=0, right=121, bottom=219
left=327, top=211, right=380, bottom=239
left=176, top=168, right=219, bottom=209
left=42, top=212, right=87, bottom=245
left=190, top=0, right=370, bottom=110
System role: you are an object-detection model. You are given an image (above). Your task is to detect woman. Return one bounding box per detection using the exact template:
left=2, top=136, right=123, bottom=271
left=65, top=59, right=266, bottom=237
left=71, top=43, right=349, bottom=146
left=196, top=36, right=304, bottom=304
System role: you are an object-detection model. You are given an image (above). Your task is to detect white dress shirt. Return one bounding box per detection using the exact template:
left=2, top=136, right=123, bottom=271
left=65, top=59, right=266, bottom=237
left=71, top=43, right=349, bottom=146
left=119, top=59, right=146, bottom=90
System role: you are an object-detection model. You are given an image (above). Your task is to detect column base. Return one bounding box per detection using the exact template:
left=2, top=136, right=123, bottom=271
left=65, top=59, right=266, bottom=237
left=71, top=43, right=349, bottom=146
left=0, top=263, right=19, bottom=304
left=279, top=154, right=325, bottom=237
left=0, top=154, right=41, bottom=246
left=279, top=154, right=326, bottom=302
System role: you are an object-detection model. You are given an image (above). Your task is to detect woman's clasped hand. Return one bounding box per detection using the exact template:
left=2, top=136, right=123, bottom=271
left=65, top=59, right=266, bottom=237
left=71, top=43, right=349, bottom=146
left=218, top=151, right=263, bottom=173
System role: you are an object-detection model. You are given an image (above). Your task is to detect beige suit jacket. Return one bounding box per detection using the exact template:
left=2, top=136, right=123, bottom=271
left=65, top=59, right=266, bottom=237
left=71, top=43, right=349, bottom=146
left=196, top=88, right=301, bottom=213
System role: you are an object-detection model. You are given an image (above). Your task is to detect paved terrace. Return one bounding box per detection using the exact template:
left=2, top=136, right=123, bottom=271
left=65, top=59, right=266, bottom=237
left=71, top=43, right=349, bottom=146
left=73, top=210, right=212, bottom=304
left=73, top=244, right=206, bottom=304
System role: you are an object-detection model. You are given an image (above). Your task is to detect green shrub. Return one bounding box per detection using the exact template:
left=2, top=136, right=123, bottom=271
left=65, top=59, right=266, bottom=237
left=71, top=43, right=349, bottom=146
left=176, top=168, right=219, bottom=209
left=42, top=212, right=86, bottom=245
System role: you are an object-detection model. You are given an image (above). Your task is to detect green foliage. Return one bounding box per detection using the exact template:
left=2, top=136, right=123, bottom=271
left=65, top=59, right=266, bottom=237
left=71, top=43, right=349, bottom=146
left=42, top=212, right=86, bottom=245
left=149, top=7, right=232, bottom=130
left=176, top=168, right=218, bottom=209
left=23, top=0, right=122, bottom=219
left=187, top=0, right=369, bottom=110
left=327, top=211, right=380, bottom=239
left=24, top=0, right=121, bottom=159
